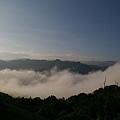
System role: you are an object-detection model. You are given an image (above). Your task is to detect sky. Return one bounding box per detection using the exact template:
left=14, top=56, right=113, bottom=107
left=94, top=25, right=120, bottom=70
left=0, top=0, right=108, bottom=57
left=0, top=0, right=120, bottom=61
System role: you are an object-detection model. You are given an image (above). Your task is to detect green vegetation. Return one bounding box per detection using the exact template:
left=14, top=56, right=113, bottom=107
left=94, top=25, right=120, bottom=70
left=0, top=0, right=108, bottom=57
left=0, top=85, right=120, bottom=120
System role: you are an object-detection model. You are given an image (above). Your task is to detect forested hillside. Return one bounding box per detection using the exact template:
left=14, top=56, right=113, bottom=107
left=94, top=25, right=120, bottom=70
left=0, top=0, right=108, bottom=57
left=0, top=59, right=105, bottom=74
left=0, top=85, right=120, bottom=120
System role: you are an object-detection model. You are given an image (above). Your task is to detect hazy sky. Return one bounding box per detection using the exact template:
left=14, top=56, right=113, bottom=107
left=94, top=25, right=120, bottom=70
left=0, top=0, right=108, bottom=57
left=0, top=0, right=120, bottom=61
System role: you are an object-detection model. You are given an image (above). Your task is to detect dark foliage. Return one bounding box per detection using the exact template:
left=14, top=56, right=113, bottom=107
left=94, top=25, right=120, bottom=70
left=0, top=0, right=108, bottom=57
left=1, top=85, right=120, bottom=120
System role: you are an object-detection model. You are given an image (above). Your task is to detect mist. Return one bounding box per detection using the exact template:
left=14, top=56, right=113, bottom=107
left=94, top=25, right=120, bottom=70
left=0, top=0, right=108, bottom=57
left=0, top=63, right=120, bottom=98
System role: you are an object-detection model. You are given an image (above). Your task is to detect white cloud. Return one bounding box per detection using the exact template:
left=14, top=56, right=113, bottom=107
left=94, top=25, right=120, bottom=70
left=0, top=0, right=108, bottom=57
left=0, top=49, right=111, bottom=61
left=0, top=50, right=30, bottom=60
left=0, top=63, right=119, bottom=98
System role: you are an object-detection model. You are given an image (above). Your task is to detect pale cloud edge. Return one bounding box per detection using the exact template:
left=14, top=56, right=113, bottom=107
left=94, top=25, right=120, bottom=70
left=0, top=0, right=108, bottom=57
left=0, top=49, right=115, bottom=61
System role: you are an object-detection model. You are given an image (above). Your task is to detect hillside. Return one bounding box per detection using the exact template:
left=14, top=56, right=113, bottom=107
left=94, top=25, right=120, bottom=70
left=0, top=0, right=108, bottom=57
left=81, top=61, right=116, bottom=67
left=1, top=85, right=120, bottom=120
left=0, top=59, right=106, bottom=74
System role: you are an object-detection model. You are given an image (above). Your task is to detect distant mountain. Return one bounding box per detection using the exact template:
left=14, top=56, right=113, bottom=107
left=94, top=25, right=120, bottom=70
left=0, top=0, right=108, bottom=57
left=0, top=59, right=106, bottom=74
left=81, top=61, right=117, bottom=67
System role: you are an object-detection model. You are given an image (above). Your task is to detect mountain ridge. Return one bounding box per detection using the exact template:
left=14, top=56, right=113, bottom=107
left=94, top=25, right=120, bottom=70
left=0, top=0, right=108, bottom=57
left=0, top=59, right=108, bottom=74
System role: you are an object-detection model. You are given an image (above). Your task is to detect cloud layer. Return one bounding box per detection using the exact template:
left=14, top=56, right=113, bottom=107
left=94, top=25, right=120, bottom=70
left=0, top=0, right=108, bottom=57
left=0, top=63, right=120, bottom=98
left=0, top=49, right=111, bottom=61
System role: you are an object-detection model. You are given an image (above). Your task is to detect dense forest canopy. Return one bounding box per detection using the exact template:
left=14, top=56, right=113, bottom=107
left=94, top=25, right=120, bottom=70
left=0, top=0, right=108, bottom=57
left=0, top=85, right=120, bottom=120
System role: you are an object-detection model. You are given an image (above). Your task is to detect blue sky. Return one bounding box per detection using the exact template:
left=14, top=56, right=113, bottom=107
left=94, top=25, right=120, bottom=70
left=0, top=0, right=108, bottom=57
left=0, top=0, right=120, bottom=61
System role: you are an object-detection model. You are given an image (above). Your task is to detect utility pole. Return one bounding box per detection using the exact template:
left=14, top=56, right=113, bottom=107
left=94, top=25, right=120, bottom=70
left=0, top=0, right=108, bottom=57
left=104, top=77, right=106, bottom=88
left=115, top=80, right=118, bottom=86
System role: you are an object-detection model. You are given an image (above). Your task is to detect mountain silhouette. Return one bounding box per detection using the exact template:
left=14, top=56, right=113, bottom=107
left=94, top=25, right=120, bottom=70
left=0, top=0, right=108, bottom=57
left=0, top=59, right=108, bottom=74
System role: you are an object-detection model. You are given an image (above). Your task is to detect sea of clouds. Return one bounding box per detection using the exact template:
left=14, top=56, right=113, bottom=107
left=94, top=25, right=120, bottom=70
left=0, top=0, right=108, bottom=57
left=0, top=63, right=120, bottom=98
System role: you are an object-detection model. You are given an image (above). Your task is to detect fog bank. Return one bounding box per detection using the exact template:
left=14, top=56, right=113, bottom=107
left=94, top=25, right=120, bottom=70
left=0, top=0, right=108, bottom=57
left=0, top=63, right=120, bottom=98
